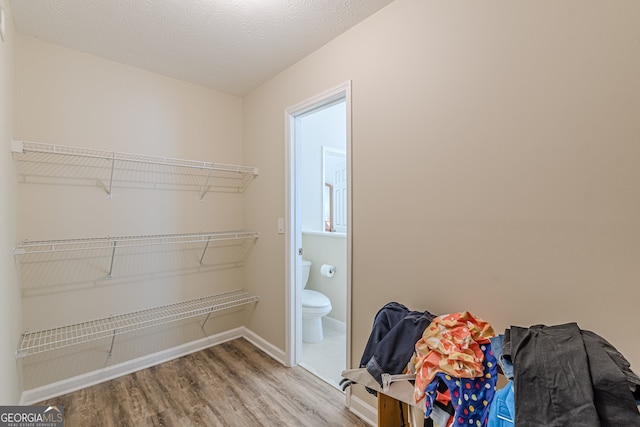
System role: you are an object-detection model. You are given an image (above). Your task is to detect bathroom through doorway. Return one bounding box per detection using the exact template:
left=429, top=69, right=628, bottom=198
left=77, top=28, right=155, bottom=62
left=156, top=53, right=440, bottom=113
left=284, top=82, right=352, bottom=391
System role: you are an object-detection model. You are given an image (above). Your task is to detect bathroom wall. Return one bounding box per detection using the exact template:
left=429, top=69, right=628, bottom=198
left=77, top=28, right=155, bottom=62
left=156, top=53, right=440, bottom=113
left=298, top=100, right=347, bottom=324
left=302, top=232, right=347, bottom=324
left=300, top=100, right=346, bottom=232
left=0, top=0, right=23, bottom=405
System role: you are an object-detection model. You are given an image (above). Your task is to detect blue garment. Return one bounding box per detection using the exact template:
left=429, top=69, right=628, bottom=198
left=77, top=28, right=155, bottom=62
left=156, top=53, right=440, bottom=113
left=360, top=302, right=435, bottom=391
left=487, top=381, right=514, bottom=426
left=489, top=334, right=513, bottom=381
left=423, top=343, right=498, bottom=427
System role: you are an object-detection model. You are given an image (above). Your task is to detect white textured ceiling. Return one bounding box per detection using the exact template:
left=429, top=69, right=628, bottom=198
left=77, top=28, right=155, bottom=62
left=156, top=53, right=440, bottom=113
left=10, top=0, right=394, bottom=95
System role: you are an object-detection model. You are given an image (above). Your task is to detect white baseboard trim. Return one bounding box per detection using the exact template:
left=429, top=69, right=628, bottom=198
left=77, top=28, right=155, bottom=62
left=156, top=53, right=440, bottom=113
left=19, top=327, right=245, bottom=405
left=347, top=393, right=377, bottom=426
left=241, top=327, right=287, bottom=365
left=323, top=316, right=346, bottom=334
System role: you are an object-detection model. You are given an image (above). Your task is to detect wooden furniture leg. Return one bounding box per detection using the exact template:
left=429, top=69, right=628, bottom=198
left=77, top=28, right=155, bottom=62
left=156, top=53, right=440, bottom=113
left=378, top=392, right=405, bottom=426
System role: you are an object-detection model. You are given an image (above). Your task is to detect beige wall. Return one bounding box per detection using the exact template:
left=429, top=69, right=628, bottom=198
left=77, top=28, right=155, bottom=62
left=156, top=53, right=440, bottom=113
left=243, top=0, right=640, bottom=406
left=15, top=36, right=250, bottom=389
left=0, top=0, right=23, bottom=404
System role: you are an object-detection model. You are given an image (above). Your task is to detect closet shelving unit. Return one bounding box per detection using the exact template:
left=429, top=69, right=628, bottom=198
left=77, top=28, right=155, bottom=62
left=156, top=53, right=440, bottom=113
left=13, top=231, right=260, bottom=280
left=12, top=140, right=259, bottom=198
left=13, top=140, right=261, bottom=361
left=16, top=289, right=259, bottom=358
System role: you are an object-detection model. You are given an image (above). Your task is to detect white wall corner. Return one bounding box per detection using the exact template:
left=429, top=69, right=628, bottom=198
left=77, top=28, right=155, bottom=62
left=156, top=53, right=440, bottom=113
left=241, top=327, right=287, bottom=366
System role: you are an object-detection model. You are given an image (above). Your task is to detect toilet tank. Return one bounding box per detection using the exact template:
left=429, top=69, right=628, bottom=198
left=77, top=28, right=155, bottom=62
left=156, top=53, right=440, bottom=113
left=301, top=259, right=311, bottom=287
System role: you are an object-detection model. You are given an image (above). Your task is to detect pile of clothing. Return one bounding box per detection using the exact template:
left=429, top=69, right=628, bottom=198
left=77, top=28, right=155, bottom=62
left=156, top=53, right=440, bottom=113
left=350, top=302, right=640, bottom=427
left=493, top=323, right=640, bottom=426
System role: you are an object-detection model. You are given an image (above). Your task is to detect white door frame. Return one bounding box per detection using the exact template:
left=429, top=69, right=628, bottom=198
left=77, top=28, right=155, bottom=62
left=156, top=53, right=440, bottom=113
left=284, top=81, right=352, bottom=368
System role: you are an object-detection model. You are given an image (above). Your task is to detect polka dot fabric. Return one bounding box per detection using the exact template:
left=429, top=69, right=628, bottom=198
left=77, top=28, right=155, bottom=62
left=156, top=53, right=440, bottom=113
left=423, top=344, right=498, bottom=427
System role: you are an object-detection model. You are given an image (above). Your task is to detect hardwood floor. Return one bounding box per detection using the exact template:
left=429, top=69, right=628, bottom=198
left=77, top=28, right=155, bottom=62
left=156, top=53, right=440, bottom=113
left=39, top=338, right=369, bottom=427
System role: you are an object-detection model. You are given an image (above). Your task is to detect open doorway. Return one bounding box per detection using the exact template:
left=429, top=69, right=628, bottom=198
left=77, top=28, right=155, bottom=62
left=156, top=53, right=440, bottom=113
left=285, top=82, right=351, bottom=390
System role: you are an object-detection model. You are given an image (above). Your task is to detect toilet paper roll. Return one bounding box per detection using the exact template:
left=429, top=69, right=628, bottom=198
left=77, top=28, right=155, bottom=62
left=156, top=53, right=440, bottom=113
left=320, top=264, right=336, bottom=278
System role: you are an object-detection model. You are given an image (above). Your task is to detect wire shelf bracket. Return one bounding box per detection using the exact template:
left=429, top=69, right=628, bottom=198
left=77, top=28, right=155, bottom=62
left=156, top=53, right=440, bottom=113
left=16, top=289, right=259, bottom=359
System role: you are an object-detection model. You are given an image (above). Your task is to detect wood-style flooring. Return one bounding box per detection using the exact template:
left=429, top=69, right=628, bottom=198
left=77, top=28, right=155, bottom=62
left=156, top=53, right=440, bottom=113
left=39, top=338, right=369, bottom=427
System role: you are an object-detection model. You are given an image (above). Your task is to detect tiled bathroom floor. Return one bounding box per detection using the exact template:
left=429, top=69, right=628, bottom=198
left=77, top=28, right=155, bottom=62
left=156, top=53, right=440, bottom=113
left=300, top=318, right=346, bottom=390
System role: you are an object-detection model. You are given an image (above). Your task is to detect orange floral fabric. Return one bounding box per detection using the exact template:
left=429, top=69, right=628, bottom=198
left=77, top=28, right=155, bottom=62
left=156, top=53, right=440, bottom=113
left=413, top=311, right=495, bottom=401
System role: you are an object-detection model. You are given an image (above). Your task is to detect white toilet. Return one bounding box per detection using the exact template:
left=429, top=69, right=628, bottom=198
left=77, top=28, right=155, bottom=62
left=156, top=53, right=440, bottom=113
left=301, top=259, right=332, bottom=343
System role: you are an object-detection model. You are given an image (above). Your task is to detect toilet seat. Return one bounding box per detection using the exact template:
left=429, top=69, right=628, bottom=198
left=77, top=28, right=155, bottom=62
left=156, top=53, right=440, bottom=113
left=302, top=289, right=331, bottom=308
left=302, top=289, right=332, bottom=317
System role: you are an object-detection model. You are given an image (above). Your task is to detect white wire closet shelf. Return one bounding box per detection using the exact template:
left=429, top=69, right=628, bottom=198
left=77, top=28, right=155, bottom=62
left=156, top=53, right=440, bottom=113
left=13, top=231, right=260, bottom=281
left=13, top=231, right=260, bottom=255
left=16, top=289, right=259, bottom=359
left=12, top=140, right=259, bottom=198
